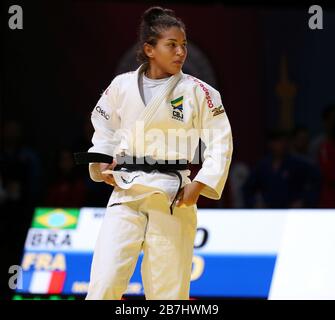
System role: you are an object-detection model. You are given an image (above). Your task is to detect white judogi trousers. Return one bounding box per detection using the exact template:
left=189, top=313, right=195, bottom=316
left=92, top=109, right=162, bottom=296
left=86, top=193, right=197, bottom=300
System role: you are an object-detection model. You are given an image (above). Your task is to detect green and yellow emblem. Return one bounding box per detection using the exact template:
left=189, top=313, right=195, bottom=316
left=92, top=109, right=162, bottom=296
left=171, top=96, right=183, bottom=110
left=171, top=96, right=184, bottom=121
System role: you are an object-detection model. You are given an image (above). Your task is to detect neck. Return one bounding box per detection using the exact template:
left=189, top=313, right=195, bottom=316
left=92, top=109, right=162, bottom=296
left=145, top=64, right=173, bottom=79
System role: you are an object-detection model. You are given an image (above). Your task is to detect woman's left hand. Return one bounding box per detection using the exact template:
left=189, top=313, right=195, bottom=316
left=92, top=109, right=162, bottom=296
left=175, top=181, right=206, bottom=207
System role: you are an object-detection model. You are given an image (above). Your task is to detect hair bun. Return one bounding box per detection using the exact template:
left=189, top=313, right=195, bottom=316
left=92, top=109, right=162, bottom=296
left=143, top=6, right=175, bottom=24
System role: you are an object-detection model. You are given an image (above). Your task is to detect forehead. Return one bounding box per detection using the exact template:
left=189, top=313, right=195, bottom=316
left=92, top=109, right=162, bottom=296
left=158, top=26, right=186, bottom=40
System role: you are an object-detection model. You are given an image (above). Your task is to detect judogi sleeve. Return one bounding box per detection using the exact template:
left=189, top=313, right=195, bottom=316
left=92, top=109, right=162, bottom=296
left=88, top=77, right=121, bottom=182
left=193, top=84, right=233, bottom=199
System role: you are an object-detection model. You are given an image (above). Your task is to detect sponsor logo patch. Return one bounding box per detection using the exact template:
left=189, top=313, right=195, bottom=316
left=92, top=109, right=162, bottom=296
left=95, top=105, right=110, bottom=120
left=212, top=104, right=225, bottom=116
left=187, top=76, right=214, bottom=109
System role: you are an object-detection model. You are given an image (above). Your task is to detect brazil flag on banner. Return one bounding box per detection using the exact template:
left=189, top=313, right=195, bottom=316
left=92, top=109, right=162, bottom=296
left=32, top=208, right=80, bottom=229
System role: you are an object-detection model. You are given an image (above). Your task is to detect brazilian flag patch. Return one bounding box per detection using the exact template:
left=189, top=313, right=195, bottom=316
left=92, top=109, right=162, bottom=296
left=171, top=96, right=184, bottom=121
left=171, top=96, right=183, bottom=110
left=32, top=208, right=80, bottom=229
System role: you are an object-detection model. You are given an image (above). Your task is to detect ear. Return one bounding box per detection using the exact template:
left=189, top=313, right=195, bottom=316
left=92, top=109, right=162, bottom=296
left=143, top=43, right=154, bottom=59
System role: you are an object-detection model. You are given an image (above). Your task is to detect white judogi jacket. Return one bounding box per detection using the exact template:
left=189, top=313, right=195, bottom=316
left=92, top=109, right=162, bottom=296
left=88, top=64, right=233, bottom=206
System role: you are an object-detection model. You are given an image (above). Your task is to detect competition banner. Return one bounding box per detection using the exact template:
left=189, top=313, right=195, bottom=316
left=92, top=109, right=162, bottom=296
left=19, top=207, right=335, bottom=298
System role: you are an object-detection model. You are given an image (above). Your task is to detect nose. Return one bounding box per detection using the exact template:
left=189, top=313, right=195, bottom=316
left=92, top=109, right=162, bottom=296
left=176, top=45, right=186, bottom=57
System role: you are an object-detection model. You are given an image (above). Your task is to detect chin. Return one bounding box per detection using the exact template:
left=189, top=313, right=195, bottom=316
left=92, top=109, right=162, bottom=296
left=170, top=65, right=183, bottom=74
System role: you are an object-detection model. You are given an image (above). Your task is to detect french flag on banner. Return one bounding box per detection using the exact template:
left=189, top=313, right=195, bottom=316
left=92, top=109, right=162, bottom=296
left=29, top=271, right=66, bottom=294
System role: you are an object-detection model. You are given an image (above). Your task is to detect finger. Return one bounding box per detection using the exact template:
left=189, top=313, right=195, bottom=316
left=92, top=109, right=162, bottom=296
left=111, top=159, right=118, bottom=169
left=103, top=178, right=114, bottom=184
left=103, top=176, right=116, bottom=186
left=175, top=188, right=185, bottom=207
left=101, top=169, right=114, bottom=175
left=107, top=177, right=116, bottom=184
left=176, top=189, right=184, bottom=200
left=101, top=172, right=115, bottom=180
left=100, top=161, right=116, bottom=172
left=176, top=199, right=187, bottom=207
left=100, top=162, right=111, bottom=170
left=107, top=162, right=115, bottom=170
left=176, top=200, right=187, bottom=208
left=105, top=180, right=116, bottom=186
left=104, top=160, right=117, bottom=171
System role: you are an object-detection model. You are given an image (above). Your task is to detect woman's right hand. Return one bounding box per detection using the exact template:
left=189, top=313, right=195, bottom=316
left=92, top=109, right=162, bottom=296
left=99, top=160, right=117, bottom=186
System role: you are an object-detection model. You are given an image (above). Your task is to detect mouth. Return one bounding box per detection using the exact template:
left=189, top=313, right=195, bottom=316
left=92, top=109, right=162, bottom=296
left=173, top=60, right=184, bottom=65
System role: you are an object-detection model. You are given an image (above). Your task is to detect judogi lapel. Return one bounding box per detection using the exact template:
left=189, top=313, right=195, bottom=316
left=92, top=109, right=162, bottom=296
left=133, top=64, right=183, bottom=131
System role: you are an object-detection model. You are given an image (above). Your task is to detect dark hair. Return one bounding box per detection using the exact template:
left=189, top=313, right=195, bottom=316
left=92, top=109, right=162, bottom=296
left=136, top=6, right=186, bottom=63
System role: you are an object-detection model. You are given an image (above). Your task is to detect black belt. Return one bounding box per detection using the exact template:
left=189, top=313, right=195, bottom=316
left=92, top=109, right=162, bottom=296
left=74, top=152, right=189, bottom=214
left=74, top=152, right=114, bottom=165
